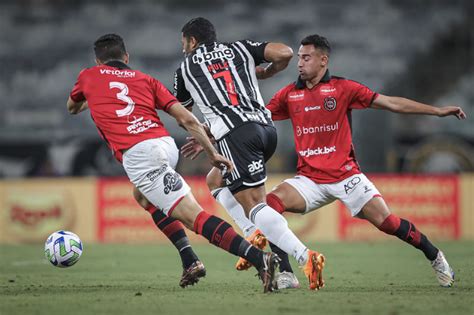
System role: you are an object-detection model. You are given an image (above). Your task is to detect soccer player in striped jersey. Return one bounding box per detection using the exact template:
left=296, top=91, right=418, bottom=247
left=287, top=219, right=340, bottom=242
left=175, top=17, right=325, bottom=290
left=67, top=33, right=281, bottom=293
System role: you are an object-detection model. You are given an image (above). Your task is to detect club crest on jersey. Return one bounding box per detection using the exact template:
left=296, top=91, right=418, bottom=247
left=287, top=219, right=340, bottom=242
left=192, top=48, right=235, bottom=64
left=324, top=97, right=337, bottom=111
left=163, top=172, right=183, bottom=194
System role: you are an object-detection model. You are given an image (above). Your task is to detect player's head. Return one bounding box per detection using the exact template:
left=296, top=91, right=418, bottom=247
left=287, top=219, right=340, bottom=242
left=181, top=17, right=217, bottom=54
left=298, top=34, right=331, bottom=81
left=94, top=34, right=129, bottom=65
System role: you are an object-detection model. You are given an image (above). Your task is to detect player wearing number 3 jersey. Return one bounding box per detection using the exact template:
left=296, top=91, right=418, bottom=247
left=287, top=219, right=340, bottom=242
left=67, top=33, right=283, bottom=293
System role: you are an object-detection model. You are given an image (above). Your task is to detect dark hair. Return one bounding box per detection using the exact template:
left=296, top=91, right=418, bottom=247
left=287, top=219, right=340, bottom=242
left=301, top=34, right=331, bottom=56
left=94, top=34, right=127, bottom=62
left=181, top=17, right=217, bottom=44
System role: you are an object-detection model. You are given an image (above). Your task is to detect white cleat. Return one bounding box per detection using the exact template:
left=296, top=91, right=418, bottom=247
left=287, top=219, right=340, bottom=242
left=275, top=271, right=300, bottom=289
left=431, top=251, right=454, bottom=287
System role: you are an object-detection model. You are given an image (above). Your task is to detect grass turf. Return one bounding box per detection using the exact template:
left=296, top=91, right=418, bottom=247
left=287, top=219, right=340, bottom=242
left=1, top=241, right=473, bottom=315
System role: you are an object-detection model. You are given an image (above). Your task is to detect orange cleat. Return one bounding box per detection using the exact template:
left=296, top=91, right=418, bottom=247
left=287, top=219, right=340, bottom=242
left=235, top=229, right=268, bottom=271
left=302, top=250, right=325, bottom=290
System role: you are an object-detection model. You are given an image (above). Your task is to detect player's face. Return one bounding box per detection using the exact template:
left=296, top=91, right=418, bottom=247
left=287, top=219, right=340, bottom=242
left=297, top=45, right=327, bottom=81
left=181, top=35, right=193, bottom=55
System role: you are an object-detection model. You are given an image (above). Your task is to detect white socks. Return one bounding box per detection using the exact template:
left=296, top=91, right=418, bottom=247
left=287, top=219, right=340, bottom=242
left=249, top=203, right=308, bottom=265
left=212, top=187, right=256, bottom=237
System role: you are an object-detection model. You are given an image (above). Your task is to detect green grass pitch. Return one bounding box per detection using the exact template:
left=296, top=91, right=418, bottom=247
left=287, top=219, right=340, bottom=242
left=1, top=241, right=473, bottom=315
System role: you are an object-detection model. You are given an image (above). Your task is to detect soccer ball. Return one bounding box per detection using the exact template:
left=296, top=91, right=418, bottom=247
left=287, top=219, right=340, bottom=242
left=44, top=230, right=83, bottom=267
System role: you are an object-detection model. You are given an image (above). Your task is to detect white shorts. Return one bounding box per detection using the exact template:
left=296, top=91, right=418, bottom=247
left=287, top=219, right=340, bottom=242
left=283, top=173, right=381, bottom=217
left=122, top=137, right=191, bottom=215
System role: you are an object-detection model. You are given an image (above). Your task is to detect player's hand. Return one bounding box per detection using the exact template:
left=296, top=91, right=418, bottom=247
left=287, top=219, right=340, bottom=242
left=437, top=106, right=466, bottom=119
left=181, top=137, right=204, bottom=160
left=255, top=66, right=267, bottom=80
left=209, top=153, right=234, bottom=174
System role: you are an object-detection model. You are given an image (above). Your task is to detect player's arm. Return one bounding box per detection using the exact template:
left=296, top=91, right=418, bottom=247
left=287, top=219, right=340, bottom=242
left=256, top=43, right=293, bottom=80
left=168, top=103, right=233, bottom=172
left=371, top=94, right=466, bottom=119
left=67, top=97, right=88, bottom=115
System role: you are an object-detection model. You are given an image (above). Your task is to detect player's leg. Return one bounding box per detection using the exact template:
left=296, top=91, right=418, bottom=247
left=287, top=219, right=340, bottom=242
left=168, top=192, right=279, bottom=292
left=132, top=187, right=204, bottom=288
left=359, top=197, right=454, bottom=287
left=334, top=173, right=454, bottom=287
left=218, top=124, right=325, bottom=290
left=266, top=182, right=308, bottom=288
left=207, top=168, right=269, bottom=271
left=207, top=168, right=258, bottom=237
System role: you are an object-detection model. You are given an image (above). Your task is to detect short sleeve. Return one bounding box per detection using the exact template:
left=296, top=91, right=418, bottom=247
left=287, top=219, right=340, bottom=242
left=238, top=39, right=268, bottom=65
left=153, top=78, right=179, bottom=112
left=173, top=68, right=193, bottom=107
left=347, top=80, right=378, bottom=110
left=266, top=86, right=290, bottom=121
left=69, top=70, right=86, bottom=102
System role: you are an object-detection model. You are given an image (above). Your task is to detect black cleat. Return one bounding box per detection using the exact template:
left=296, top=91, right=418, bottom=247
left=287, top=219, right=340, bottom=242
left=257, top=252, right=280, bottom=293
left=179, top=260, right=206, bottom=288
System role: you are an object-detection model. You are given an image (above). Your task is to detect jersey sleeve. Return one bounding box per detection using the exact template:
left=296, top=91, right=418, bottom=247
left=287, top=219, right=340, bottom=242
left=347, top=80, right=378, bottom=109
left=266, top=86, right=290, bottom=121
left=238, top=39, right=269, bottom=65
left=69, top=69, right=86, bottom=102
left=153, top=78, right=179, bottom=112
left=173, top=68, right=194, bottom=108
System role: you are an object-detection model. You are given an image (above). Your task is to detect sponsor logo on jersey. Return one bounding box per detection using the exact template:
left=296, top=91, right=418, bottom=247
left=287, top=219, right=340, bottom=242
left=324, top=97, right=337, bottom=111
left=163, top=172, right=183, bottom=194
left=320, top=87, right=336, bottom=93
left=304, top=105, right=321, bottom=112
left=100, top=69, right=136, bottom=78
left=248, top=159, right=264, bottom=175
left=289, top=92, right=305, bottom=101
left=295, top=122, right=338, bottom=137
left=245, top=40, right=263, bottom=47
left=192, top=48, right=235, bottom=64
left=344, top=176, right=361, bottom=194
left=299, top=146, right=336, bottom=157
left=126, top=116, right=159, bottom=134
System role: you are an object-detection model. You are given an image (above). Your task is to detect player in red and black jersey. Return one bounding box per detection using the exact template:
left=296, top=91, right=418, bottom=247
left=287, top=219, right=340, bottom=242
left=67, top=34, right=280, bottom=292
left=264, top=34, right=465, bottom=288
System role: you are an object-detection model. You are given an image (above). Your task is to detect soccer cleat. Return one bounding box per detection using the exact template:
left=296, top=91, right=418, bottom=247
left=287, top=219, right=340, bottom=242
left=235, top=229, right=268, bottom=271
left=179, top=260, right=206, bottom=288
left=301, top=250, right=325, bottom=290
left=275, top=271, right=300, bottom=289
left=257, top=252, right=280, bottom=293
left=431, top=251, right=454, bottom=287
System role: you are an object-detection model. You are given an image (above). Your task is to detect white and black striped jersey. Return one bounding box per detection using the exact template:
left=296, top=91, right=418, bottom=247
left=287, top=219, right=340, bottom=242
left=173, top=39, right=273, bottom=140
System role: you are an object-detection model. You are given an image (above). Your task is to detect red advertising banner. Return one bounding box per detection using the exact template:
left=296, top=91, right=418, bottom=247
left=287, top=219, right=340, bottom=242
left=97, top=177, right=219, bottom=243
left=338, top=175, right=460, bottom=240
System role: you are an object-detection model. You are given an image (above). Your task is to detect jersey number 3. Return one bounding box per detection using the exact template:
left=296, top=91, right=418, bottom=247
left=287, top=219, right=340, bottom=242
left=110, top=81, right=135, bottom=117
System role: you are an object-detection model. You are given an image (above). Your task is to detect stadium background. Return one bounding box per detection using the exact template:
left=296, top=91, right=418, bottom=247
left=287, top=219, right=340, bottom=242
left=0, top=0, right=473, bottom=243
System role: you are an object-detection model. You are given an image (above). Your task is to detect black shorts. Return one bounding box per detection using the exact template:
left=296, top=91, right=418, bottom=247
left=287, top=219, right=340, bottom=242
left=217, top=123, right=277, bottom=193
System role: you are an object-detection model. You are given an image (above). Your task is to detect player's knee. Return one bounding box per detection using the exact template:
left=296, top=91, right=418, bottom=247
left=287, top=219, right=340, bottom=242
left=206, top=168, right=223, bottom=191
left=266, top=192, right=286, bottom=214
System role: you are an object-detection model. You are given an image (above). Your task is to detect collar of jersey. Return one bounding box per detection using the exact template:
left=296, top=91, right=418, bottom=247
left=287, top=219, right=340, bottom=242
left=295, top=69, right=331, bottom=89
left=104, top=60, right=131, bottom=70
